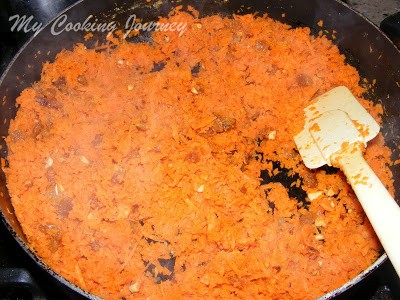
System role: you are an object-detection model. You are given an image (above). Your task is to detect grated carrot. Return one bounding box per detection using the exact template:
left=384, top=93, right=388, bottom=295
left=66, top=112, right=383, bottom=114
left=4, top=11, right=394, bottom=300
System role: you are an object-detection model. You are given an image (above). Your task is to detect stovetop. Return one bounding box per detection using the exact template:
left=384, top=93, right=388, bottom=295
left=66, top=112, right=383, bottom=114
left=0, top=0, right=400, bottom=299
left=0, top=221, right=88, bottom=300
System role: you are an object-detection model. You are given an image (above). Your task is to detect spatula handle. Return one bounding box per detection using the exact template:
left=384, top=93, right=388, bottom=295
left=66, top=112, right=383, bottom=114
left=334, top=146, right=400, bottom=277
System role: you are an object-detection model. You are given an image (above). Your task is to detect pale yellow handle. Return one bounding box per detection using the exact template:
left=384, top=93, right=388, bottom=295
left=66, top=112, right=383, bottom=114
left=333, top=145, right=400, bottom=277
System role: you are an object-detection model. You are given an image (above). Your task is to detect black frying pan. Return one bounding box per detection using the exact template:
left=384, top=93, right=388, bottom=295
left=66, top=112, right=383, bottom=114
left=0, top=0, right=399, bottom=299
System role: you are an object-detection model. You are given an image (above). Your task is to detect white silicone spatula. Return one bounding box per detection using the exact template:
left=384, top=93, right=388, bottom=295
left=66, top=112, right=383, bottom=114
left=294, top=86, right=400, bottom=276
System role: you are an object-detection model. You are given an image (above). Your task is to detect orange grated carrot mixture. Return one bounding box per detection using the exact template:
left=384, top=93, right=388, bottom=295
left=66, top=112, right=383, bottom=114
left=4, top=11, right=395, bottom=300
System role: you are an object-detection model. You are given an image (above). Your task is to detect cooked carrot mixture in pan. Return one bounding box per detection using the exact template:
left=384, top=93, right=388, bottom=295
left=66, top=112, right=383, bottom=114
left=4, top=10, right=395, bottom=300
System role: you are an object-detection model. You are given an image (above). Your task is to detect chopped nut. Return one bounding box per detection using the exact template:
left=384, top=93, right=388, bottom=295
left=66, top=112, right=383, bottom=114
left=318, top=261, right=323, bottom=266
left=58, top=183, right=65, bottom=193
left=325, top=189, right=335, bottom=196
left=268, top=131, right=276, bottom=140
left=314, top=218, right=326, bottom=227
left=330, top=201, right=335, bottom=207
left=45, top=157, right=54, bottom=168
left=197, top=185, right=204, bottom=193
left=118, top=59, right=124, bottom=65
left=164, top=35, right=170, bottom=42
left=129, top=282, right=140, bottom=293
left=80, top=156, right=90, bottom=165
left=191, top=87, right=199, bottom=94
left=128, top=85, right=134, bottom=91
left=307, top=191, right=322, bottom=201
left=315, top=234, right=324, bottom=241
left=200, top=274, right=210, bottom=286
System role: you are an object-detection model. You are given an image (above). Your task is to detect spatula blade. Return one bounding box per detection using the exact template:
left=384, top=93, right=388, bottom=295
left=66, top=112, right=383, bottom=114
left=308, top=110, right=365, bottom=165
left=294, top=86, right=380, bottom=169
